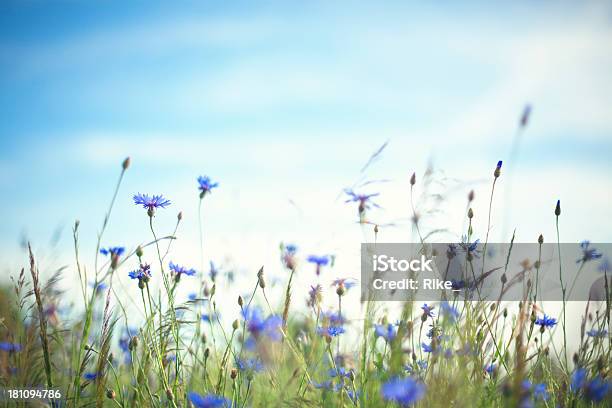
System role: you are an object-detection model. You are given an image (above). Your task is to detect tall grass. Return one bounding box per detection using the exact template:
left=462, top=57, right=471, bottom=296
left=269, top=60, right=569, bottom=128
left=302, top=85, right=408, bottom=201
left=0, top=156, right=610, bottom=408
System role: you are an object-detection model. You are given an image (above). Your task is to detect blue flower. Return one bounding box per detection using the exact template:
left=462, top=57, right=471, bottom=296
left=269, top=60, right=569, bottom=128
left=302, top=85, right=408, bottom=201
left=533, top=383, right=549, bottom=401
left=187, top=392, right=230, bottom=408
left=169, top=262, right=196, bottom=280
left=534, top=314, right=557, bottom=328
left=318, top=326, right=345, bottom=337
left=381, top=376, right=426, bottom=406
left=421, top=304, right=435, bottom=318
left=133, top=193, right=171, bottom=212
left=308, top=255, right=329, bottom=266
left=571, top=369, right=611, bottom=402
left=332, top=278, right=357, bottom=294
left=496, top=160, right=503, bottom=169
left=0, top=342, right=22, bottom=352
left=128, top=264, right=152, bottom=281
left=440, top=302, right=460, bottom=322
left=201, top=312, right=221, bottom=323
left=586, top=329, right=608, bottom=338
left=241, top=306, right=282, bottom=341
left=197, top=176, right=219, bottom=196
left=285, top=244, right=298, bottom=254
left=99, top=246, right=125, bottom=257
left=322, top=311, right=346, bottom=327
left=235, top=357, right=264, bottom=373
left=571, top=368, right=587, bottom=391
left=328, top=367, right=351, bottom=378
left=485, top=363, right=496, bottom=375
left=577, top=241, right=603, bottom=264
left=307, top=255, right=330, bottom=276
left=421, top=342, right=433, bottom=353
left=374, top=323, right=397, bottom=343
left=83, top=372, right=98, bottom=381
left=344, top=189, right=381, bottom=213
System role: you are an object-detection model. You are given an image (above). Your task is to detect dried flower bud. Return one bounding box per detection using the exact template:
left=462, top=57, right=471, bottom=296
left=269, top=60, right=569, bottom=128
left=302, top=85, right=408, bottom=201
left=538, top=234, right=544, bottom=244
left=231, top=368, right=238, bottom=379
left=410, top=172, right=416, bottom=186
left=122, top=157, right=131, bottom=170
left=555, top=200, right=561, bottom=216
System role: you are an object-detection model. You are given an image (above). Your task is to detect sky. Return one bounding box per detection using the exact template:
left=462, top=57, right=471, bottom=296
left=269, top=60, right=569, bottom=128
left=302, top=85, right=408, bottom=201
left=1, top=1, right=611, bottom=328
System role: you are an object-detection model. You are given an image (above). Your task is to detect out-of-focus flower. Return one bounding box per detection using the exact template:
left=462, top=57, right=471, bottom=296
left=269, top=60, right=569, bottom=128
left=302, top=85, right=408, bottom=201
left=281, top=243, right=298, bottom=270
left=332, top=278, right=357, bottom=296
left=344, top=189, right=381, bottom=216
left=533, top=383, right=549, bottom=401
left=187, top=392, right=230, bottom=408
left=485, top=363, right=496, bottom=375
left=209, top=261, right=219, bottom=282
left=586, top=329, right=608, bottom=338
left=422, top=342, right=433, bottom=353
left=381, top=376, right=426, bottom=406
left=577, top=241, right=603, bottom=264
left=440, top=302, right=460, bottom=322
left=307, top=255, right=329, bottom=276
left=571, top=368, right=610, bottom=402
left=374, top=323, right=397, bottom=343
left=197, top=176, right=219, bottom=198
left=598, top=257, right=610, bottom=273
left=307, top=284, right=323, bottom=307
left=99, top=247, right=125, bottom=257
left=0, top=342, right=22, bottom=352
left=169, top=262, right=196, bottom=282
left=235, top=357, right=264, bottom=373
left=83, top=372, right=99, bottom=381
left=241, top=306, right=282, bottom=342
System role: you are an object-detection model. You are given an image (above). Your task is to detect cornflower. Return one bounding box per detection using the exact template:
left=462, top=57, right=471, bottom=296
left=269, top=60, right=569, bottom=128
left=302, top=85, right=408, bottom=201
left=169, top=261, right=196, bottom=282
left=197, top=176, right=219, bottom=198
left=307, top=255, right=329, bottom=276
left=133, top=193, right=171, bottom=216
left=381, top=376, right=426, bottom=406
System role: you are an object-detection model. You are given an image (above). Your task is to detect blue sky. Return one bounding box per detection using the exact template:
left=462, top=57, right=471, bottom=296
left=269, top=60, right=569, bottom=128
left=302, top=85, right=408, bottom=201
left=1, top=1, right=611, bottom=313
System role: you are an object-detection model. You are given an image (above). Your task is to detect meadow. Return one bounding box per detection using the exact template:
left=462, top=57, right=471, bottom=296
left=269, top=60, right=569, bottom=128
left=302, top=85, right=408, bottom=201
left=0, top=154, right=610, bottom=408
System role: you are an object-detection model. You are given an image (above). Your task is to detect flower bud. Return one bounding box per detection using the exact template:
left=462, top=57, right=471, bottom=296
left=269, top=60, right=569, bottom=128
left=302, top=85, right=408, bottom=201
left=166, top=389, right=173, bottom=401
left=238, top=295, right=244, bottom=307
left=374, top=224, right=379, bottom=234
left=538, top=234, right=544, bottom=244
left=468, top=190, right=475, bottom=202
left=106, top=389, right=116, bottom=400
left=259, top=276, right=266, bottom=289
left=138, top=279, right=145, bottom=289
left=122, top=157, right=131, bottom=170
left=336, top=285, right=345, bottom=297
left=129, top=336, right=139, bottom=351
left=410, top=172, right=416, bottom=186
left=204, top=348, right=210, bottom=359
left=555, top=200, right=561, bottom=216
left=232, top=319, right=239, bottom=330
left=231, top=368, right=238, bottom=379
left=177, top=211, right=183, bottom=221
left=501, top=273, right=507, bottom=285
left=201, top=333, right=207, bottom=344
left=136, top=246, right=144, bottom=258
left=494, top=160, right=502, bottom=178
left=467, top=208, right=474, bottom=219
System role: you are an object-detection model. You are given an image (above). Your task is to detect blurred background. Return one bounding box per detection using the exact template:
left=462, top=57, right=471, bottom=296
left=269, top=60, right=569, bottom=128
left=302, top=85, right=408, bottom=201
left=1, top=1, right=611, bottom=326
